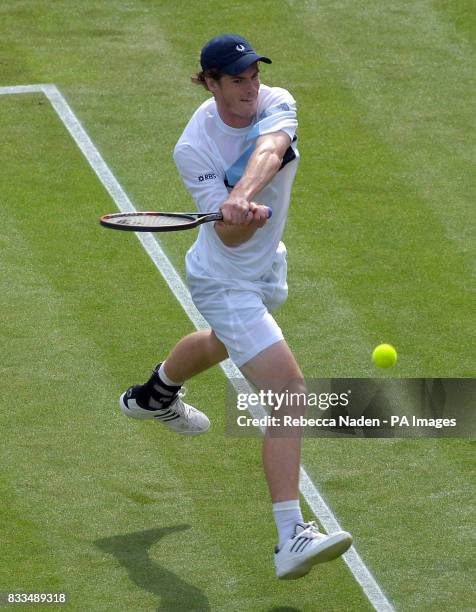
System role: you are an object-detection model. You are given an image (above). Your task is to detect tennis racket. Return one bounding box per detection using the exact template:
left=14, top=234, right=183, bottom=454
left=99, top=208, right=272, bottom=232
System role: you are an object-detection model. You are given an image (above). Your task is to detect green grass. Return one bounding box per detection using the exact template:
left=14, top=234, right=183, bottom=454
left=0, top=1, right=475, bottom=610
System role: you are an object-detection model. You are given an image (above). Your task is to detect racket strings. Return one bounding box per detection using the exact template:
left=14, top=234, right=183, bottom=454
left=111, top=214, right=195, bottom=228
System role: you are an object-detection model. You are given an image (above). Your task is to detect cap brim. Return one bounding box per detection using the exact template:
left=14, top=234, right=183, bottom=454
left=223, top=53, right=272, bottom=76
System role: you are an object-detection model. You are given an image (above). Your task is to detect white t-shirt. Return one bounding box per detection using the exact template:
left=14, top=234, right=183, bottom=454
left=174, top=84, right=299, bottom=281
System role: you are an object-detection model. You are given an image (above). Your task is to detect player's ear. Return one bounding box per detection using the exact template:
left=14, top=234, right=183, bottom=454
left=205, top=76, right=219, bottom=94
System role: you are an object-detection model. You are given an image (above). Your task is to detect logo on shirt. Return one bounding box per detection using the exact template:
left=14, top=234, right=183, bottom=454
left=198, top=172, right=217, bottom=182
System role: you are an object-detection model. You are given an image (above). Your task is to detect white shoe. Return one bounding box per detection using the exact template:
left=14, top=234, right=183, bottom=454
left=120, top=386, right=210, bottom=435
left=274, top=522, right=353, bottom=579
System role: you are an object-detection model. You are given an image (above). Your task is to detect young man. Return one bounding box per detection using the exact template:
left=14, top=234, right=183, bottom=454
left=120, top=34, right=352, bottom=579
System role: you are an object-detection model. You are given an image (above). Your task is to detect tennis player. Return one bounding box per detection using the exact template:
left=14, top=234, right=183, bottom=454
left=120, top=34, right=352, bottom=579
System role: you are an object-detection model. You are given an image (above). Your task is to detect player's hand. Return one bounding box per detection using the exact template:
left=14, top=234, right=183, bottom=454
left=220, top=198, right=270, bottom=226
left=214, top=202, right=271, bottom=247
left=219, top=195, right=252, bottom=225
left=246, top=203, right=270, bottom=228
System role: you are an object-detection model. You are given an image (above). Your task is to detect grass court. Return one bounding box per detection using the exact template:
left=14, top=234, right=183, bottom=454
left=0, top=1, right=474, bottom=610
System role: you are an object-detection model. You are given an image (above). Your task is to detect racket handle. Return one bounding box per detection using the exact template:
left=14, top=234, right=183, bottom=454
left=244, top=206, right=272, bottom=219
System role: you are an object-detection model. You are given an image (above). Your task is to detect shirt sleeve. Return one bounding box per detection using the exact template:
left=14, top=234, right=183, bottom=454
left=248, top=87, right=298, bottom=142
left=173, top=144, right=229, bottom=213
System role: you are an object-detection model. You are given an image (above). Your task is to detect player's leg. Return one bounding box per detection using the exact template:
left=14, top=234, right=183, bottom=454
left=241, top=340, right=353, bottom=579
left=119, top=329, right=227, bottom=434
left=162, top=329, right=228, bottom=383
left=240, top=339, right=305, bottom=502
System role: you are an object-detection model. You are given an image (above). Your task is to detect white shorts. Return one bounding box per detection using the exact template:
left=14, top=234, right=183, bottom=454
left=186, top=244, right=288, bottom=367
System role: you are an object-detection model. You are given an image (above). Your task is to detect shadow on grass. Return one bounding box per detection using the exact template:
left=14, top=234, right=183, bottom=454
left=95, top=525, right=209, bottom=611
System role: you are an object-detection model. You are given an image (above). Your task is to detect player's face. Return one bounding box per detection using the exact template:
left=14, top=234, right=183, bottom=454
left=209, top=63, right=261, bottom=128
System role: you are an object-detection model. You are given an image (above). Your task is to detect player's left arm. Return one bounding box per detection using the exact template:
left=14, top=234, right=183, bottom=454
left=215, top=131, right=291, bottom=248
left=233, top=130, right=291, bottom=201
left=219, top=131, right=291, bottom=225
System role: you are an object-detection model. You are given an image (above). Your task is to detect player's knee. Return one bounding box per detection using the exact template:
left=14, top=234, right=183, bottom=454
left=274, top=376, right=307, bottom=416
left=207, top=330, right=228, bottom=361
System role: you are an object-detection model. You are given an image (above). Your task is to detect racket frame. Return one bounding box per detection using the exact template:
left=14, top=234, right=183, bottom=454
left=99, top=210, right=223, bottom=232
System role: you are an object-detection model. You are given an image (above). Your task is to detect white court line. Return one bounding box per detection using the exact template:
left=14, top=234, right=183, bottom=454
left=0, top=84, right=394, bottom=612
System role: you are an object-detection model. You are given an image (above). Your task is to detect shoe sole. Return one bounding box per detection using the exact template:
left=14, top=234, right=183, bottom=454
left=119, top=393, right=210, bottom=435
left=277, top=532, right=353, bottom=580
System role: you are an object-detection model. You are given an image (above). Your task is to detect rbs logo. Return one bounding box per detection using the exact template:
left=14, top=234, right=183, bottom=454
left=198, top=173, right=217, bottom=182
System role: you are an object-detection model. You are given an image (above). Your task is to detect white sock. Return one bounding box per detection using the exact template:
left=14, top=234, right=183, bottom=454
left=158, top=362, right=183, bottom=387
left=272, top=499, right=304, bottom=550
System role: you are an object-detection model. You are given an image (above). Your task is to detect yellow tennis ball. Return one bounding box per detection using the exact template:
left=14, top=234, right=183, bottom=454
left=372, top=344, right=397, bottom=368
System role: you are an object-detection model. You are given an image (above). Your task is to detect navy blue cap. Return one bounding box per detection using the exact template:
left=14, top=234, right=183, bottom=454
left=200, top=34, right=272, bottom=76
